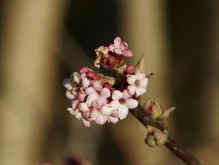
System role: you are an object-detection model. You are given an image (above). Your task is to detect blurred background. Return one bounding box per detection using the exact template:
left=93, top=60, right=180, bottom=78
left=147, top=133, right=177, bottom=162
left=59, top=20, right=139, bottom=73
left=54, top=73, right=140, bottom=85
left=0, top=0, right=219, bottom=165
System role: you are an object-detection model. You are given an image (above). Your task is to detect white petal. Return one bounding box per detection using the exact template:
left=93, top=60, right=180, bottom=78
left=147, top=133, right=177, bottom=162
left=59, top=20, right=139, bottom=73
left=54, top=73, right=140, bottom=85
left=125, top=98, right=138, bottom=109
left=82, top=118, right=90, bottom=127
left=86, top=93, right=98, bottom=106
left=67, top=107, right=78, bottom=115
left=115, top=48, right=122, bottom=54
left=95, top=114, right=107, bottom=125
left=90, top=108, right=98, bottom=118
left=136, top=72, right=146, bottom=81
left=74, top=112, right=82, bottom=120
left=136, top=87, right=146, bottom=96
left=127, top=74, right=137, bottom=85
left=101, top=104, right=113, bottom=116
left=138, top=78, right=148, bottom=88
left=66, top=90, right=76, bottom=100
left=127, top=85, right=136, bottom=96
left=112, top=90, right=123, bottom=101
left=82, top=77, right=90, bottom=89
left=118, top=104, right=129, bottom=120
left=100, top=88, right=110, bottom=98
left=71, top=100, right=79, bottom=109
left=108, top=116, right=119, bottom=123
left=85, top=87, right=96, bottom=95
left=109, top=100, right=120, bottom=110
left=78, top=103, right=88, bottom=112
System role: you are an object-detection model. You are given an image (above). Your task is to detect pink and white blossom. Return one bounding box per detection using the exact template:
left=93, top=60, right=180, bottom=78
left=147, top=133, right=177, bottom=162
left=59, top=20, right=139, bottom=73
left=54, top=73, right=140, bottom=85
left=126, top=72, right=148, bottom=96
left=63, top=37, right=149, bottom=127
left=109, top=37, right=133, bottom=57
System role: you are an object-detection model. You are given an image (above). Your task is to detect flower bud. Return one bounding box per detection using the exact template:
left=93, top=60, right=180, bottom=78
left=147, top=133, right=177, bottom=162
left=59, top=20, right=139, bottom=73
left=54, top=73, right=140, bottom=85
left=126, top=65, right=135, bottom=74
left=144, top=99, right=163, bottom=119
left=80, top=67, right=90, bottom=73
left=144, top=99, right=175, bottom=120
left=145, top=125, right=168, bottom=147
left=118, top=59, right=125, bottom=66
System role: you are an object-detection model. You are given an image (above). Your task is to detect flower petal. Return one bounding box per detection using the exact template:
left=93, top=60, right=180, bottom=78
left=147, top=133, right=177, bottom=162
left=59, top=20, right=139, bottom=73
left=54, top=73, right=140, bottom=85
left=136, top=72, right=146, bottom=81
left=111, top=110, right=119, bottom=117
left=78, top=103, right=88, bottom=112
left=114, top=37, right=122, bottom=47
left=86, top=93, right=98, bottom=106
left=125, top=98, right=138, bottom=109
left=82, top=118, right=90, bottom=127
left=92, top=81, right=103, bottom=91
left=114, top=48, right=122, bottom=55
left=123, top=90, right=131, bottom=99
left=74, top=112, right=82, bottom=120
left=127, top=74, right=137, bottom=85
left=82, top=77, right=90, bottom=89
left=120, top=42, right=128, bottom=51
left=67, top=107, right=78, bottom=115
left=136, top=87, right=147, bottom=96
left=109, top=100, right=120, bottom=110
left=95, top=114, right=107, bottom=125
left=78, top=92, right=86, bottom=101
left=92, top=99, right=103, bottom=109
left=101, top=104, right=113, bottom=116
left=85, top=87, right=96, bottom=95
left=71, top=100, right=79, bottom=109
left=127, top=85, right=136, bottom=96
left=109, top=44, right=115, bottom=52
left=112, top=90, right=123, bottom=101
left=118, top=104, right=129, bottom=120
left=122, top=50, right=132, bottom=57
left=108, top=116, right=119, bottom=123
left=100, top=88, right=110, bottom=98
left=66, top=90, right=76, bottom=100
left=138, top=78, right=148, bottom=88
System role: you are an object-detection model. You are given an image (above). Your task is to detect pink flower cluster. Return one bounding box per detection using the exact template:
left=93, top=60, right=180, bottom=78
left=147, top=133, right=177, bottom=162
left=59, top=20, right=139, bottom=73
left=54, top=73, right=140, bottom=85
left=94, top=37, right=132, bottom=70
left=63, top=37, right=148, bottom=127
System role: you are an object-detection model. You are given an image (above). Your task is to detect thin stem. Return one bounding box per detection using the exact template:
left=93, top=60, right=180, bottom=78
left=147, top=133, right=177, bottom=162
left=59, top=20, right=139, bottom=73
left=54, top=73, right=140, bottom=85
left=130, top=104, right=205, bottom=165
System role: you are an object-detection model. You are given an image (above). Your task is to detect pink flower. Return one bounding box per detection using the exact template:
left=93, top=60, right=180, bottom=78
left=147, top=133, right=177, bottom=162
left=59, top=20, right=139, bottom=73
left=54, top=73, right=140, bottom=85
left=126, top=72, right=148, bottom=96
left=110, top=90, right=129, bottom=120
left=109, top=90, right=139, bottom=120
left=109, top=37, right=132, bottom=57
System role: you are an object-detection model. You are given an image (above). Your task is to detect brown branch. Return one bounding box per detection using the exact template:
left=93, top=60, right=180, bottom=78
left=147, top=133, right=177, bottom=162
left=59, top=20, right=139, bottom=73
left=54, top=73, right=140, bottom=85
left=130, top=104, right=206, bottom=165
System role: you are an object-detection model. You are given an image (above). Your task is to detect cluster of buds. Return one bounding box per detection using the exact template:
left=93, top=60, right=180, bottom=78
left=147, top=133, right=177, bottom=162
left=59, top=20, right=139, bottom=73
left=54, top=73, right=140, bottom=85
left=63, top=37, right=149, bottom=127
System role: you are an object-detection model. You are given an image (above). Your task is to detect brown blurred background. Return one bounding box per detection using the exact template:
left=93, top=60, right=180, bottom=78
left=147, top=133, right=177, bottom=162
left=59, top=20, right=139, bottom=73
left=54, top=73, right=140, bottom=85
left=0, top=0, right=219, bottom=165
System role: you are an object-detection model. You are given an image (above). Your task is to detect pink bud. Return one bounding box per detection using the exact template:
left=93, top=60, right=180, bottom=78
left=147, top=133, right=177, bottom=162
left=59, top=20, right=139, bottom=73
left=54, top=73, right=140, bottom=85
left=118, top=59, right=125, bottom=66
left=87, top=71, right=97, bottom=78
left=126, top=65, right=135, bottom=74
left=103, top=83, right=111, bottom=89
left=80, top=67, right=90, bottom=73
left=109, top=56, right=116, bottom=65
